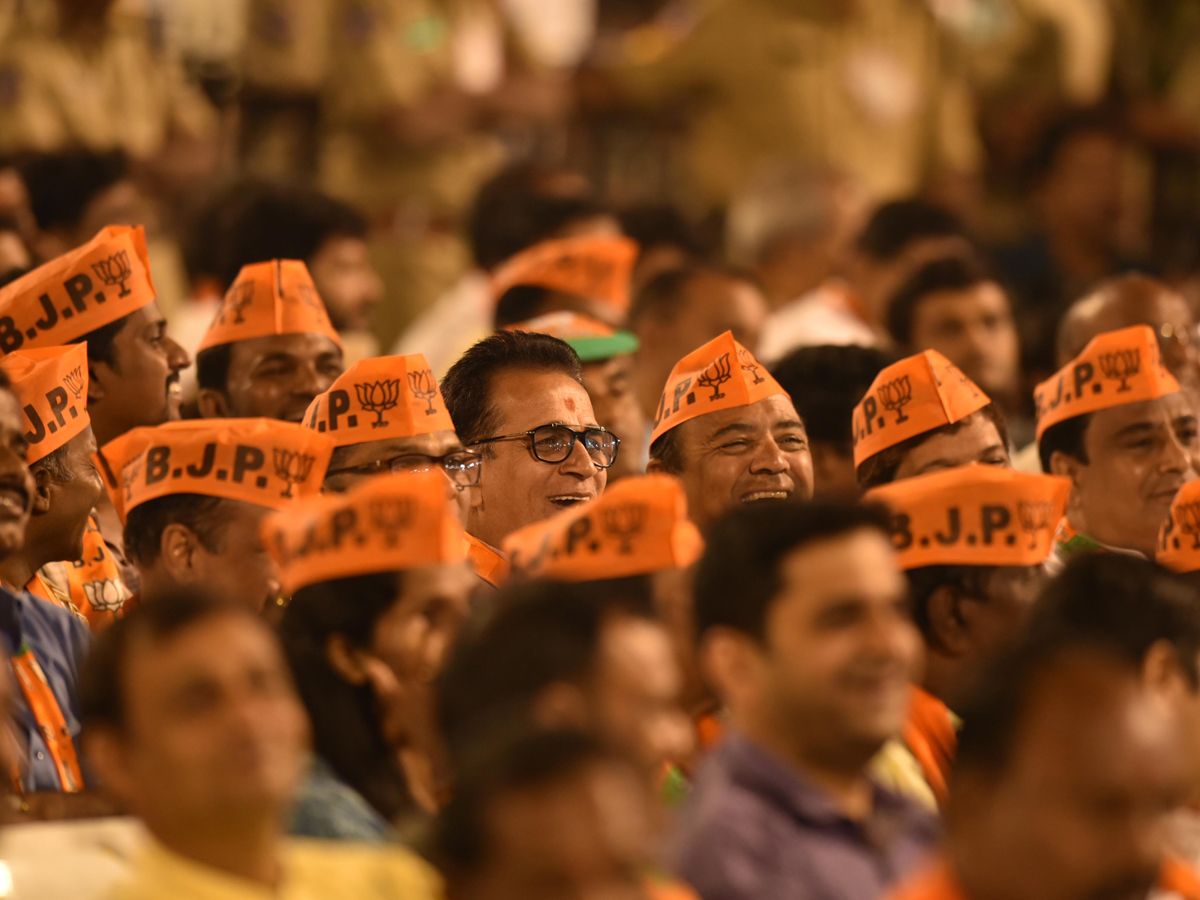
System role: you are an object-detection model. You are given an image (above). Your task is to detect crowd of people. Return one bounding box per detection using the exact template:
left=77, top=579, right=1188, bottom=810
left=7, top=1, right=1200, bottom=900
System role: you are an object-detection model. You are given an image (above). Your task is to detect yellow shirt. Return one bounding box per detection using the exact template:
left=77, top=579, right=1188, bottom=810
left=109, top=837, right=443, bottom=900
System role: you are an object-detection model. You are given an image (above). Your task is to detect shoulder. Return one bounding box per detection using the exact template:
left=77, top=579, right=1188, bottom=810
left=285, top=840, right=443, bottom=898
left=289, top=764, right=392, bottom=842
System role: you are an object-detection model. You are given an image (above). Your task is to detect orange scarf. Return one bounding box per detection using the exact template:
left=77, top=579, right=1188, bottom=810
left=466, top=534, right=510, bottom=588
left=902, top=687, right=957, bottom=808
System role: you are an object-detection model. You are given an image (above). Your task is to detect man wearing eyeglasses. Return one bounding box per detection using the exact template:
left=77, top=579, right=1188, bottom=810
left=441, top=331, right=616, bottom=571
left=302, top=354, right=478, bottom=526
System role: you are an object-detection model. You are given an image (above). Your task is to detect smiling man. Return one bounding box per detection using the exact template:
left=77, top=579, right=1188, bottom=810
left=197, top=260, right=344, bottom=424
left=646, top=330, right=813, bottom=531
left=440, top=331, right=614, bottom=584
left=1037, top=325, right=1200, bottom=559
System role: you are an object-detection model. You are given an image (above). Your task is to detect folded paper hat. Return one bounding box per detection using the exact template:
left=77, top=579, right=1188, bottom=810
left=864, top=464, right=1071, bottom=569
left=503, top=474, right=704, bottom=580
left=1034, top=325, right=1179, bottom=441
left=650, top=331, right=785, bottom=444
left=302, top=353, right=454, bottom=448
left=198, top=260, right=341, bottom=353
left=0, top=344, right=90, bottom=462
left=490, top=236, right=639, bottom=313
left=1157, top=480, right=1200, bottom=573
left=98, top=418, right=333, bottom=523
left=0, top=226, right=155, bottom=353
left=262, top=470, right=468, bottom=595
left=506, top=311, right=640, bottom=362
left=852, top=350, right=991, bottom=468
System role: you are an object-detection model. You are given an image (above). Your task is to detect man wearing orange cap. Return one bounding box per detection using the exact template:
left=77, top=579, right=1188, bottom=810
left=1036, top=325, right=1200, bottom=559
left=302, top=355, right=481, bottom=521
left=865, top=466, right=1069, bottom=808
left=646, top=331, right=813, bottom=530
left=1160, top=480, right=1200, bottom=582
left=507, top=312, right=645, bottom=482
left=102, top=419, right=332, bottom=611
left=853, top=350, right=1011, bottom=490
left=196, top=260, right=345, bottom=424
left=266, top=472, right=475, bottom=837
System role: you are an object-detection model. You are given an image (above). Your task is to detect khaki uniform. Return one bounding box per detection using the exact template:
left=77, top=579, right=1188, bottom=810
left=621, top=0, right=982, bottom=206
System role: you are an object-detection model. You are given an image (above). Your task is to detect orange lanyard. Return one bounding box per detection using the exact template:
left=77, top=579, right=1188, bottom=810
left=11, top=643, right=82, bottom=793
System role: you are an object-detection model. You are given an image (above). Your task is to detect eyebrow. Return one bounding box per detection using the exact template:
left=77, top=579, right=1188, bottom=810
left=707, top=423, right=757, bottom=441
left=773, top=419, right=806, bottom=431
left=1111, top=422, right=1162, bottom=441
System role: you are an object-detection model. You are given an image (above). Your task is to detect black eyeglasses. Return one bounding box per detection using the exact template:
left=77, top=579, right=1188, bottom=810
left=470, top=423, right=620, bottom=468
left=325, top=449, right=484, bottom=487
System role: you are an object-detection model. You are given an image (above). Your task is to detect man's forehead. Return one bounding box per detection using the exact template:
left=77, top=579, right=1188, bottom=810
left=230, top=332, right=342, bottom=365
left=0, top=389, right=23, bottom=433
left=686, top=394, right=803, bottom=440
left=339, top=430, right=462, bottom=466
left=1088, top=393, right=1192, bottom=439
left=125, top=611, right=278, bottom=690
left=491, top=369, right=597, bottom=430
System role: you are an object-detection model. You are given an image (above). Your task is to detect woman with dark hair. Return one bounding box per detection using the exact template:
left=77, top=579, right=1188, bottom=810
left=267, top=472, right=476, bottom=840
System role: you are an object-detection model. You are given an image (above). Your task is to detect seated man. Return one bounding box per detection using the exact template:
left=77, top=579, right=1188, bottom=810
left=440, top=330, right=615, bottom=582
left=507, top=312, right=646, bottom=483
left=864, top=465, right=1069, bottom=806
left=302, top=354, right=480, bottom=523
left=0, top=225, right=190, bottom=606
left=0, top=345, right=108, bottom=625
left=100, top=419, right=332, bottom=611
left=1036, top=325, right=1199, bottom=559
left=196, top=260, right=344, bottom=423
left=267, top=471, right=476, bottom=836
left=80, top=590, right=443, bottom=899
left=676, top=501, right=934, bottom=900
left=646, top=331, right=814, bottom=530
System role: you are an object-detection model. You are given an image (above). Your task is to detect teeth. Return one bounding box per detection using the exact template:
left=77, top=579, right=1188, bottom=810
left=743, top=491, right=789, bottom=502
left=168, top=382, right=181, bottom=396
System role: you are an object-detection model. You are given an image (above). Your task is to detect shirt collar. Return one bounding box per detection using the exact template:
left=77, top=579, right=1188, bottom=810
left=0, top=587, right=24, bottom=648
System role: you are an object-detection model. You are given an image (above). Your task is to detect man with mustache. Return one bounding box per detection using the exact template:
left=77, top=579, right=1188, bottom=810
left=196, top=260, right=344, bottom=424
left=647, top=331, right=813, bottom=531
left=671, top=501, right=933, bottom=900
left=1037, top=326, right=1200, bottom=559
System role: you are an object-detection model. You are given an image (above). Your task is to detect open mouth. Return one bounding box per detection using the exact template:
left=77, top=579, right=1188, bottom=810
left=741, top=490, right=791, bottom=503
left=0, top=484, right=29, bottom=518
left=549, top=495, right=592, bottom=510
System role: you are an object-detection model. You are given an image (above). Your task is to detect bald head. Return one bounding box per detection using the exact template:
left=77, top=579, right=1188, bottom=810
left=1057, top=275, right=1193, bottom=364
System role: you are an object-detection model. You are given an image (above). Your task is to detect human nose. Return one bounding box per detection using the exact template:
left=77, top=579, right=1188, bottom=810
left=1163, top=426, right=1194, bottom=476
left=749, top=436, right=789, bottom=475
left=165, top=335, right=191, bottom=372
left=559, top=433, right=601, bottom=478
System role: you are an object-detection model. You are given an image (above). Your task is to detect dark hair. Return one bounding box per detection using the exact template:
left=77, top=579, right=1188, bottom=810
left=19, top=150, right=129, bottom=232
left=431, top=729, right=624, bottom=874
left=123, top=494, right=240, bottom=567
left=80, top=588, right=254, bottom=731
left=648, top=427, right=684, bottom=474
left=854, top=199, right=968, bottom=263
left=629, top=264, right=760, bottom=328
left=195, top=343, right=233, bottom=395
left=1026, top=553, right=1200, bottom=690
left=905, top=564, right=1019, bottom=645
left=441, top=331, right=583, bottom=446
left=1025, top=106, right=1124, bottom=188
left=72, top=313, right=130, bottom=369
left=31, top=441, right=72, bottom=483
left=618, top=204, right=709, bottom=258
left=278, top=571, right=413, bottom=821
left=771, top=345, right=894, bottom=453
left=886, top=256, right=997, bottom=347
left=694, top=500, right=892, bottom=642
left=436, top=578, right=656, bottom=769
left=856, top=404, right=1011, bottom=489
left=493, top=285, right=552, bottom=329
left=1038, top=413, right=1091, bottom=473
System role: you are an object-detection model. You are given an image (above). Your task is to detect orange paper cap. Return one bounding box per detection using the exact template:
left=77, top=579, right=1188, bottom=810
left=865, top=464, right=1071, bottom=569
left=502, top=474, right=704, bottom=580
left=852, top=350, right=991, bottom=468
left=98, top=418, right=333, bottom=523
left=0, top=344, right=90, bottom=463
left=1034, top=325, right=1179, bottom=441
left=650, top=331, right=786, bottom=444
left=0, top=226, right=155, bottom=353
left=262, top=470, right=468, bottom=595
left=302, top=353, right=454, bottom=448
left=490, top=236, right=639, bottom=313
left=198, top=260, right=342, bottom=352
left=1157, top=480, right=1200, bottom=573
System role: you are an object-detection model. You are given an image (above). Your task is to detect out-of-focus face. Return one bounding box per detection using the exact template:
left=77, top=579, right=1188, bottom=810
left=1040, top=132, right=1123, bottom=250
left=0, top=230, right=30, bottom=278
left=909, top=282, right=1021, bottom=403
left=92, top=611, right=310, bottom=832
left=810, top=440, right=860, bottom=500
left=202, top=333, right=344, bottom=423
left=33, top=427, right=103, bottom=563
left=652, top=395, right=814, bottom=531
left=453, top=761, right=656, bottom=900
left=581, top=355, right=645, bottom=482
left=892, top=411, right=1011, bottom=482
left=853, top=236, right=972, bottom=321
left=307, top=236, right=384, bottom=333
left=90, top=302, right=191, bottom=442
left=1055, top=393, right=1200, bottom=558
left=189, top=501, right=281, bottom=612
left=468, top=368, right=608, bottom=548
left=950, top=656, right=1186, bottom=900
left=0, top=390, right=34, bottom=561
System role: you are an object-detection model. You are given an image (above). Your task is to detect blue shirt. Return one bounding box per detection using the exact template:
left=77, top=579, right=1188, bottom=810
left=668, top=733, right=938, bottom=900
left=290, top=756, right=393, bottom=842
left=0, top=588, right=91, bottom=793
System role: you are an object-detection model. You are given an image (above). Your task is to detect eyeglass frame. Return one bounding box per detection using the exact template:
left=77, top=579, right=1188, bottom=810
left=324, top=448, right=485, bottom=487
left=468, top=422, right=620, bottom=468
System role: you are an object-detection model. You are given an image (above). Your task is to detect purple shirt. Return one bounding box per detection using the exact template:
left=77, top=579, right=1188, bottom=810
left=668, top=733, right=939, bottom=900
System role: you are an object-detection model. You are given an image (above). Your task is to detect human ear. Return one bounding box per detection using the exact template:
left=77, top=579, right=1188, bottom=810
left=196, top=389, right=231, bottom=419
left=29, top=465, right=53, bottom=515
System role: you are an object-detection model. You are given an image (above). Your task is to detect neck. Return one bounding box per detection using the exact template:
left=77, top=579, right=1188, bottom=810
left=1067, top=513, right=1152, bottom=558
left=0, top=540, right=48, bottom=593
left=153, top=814, right=283, bottom=889
left=922, top=652, right=966, bottom=710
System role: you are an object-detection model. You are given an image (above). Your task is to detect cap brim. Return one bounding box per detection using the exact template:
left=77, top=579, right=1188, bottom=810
left=566, top=331, right=640, bottom=362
